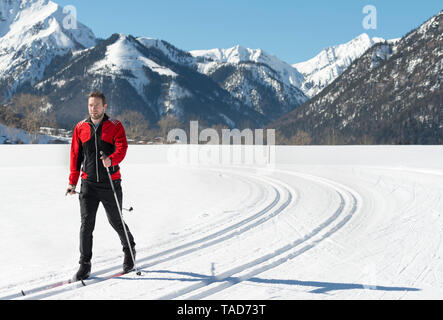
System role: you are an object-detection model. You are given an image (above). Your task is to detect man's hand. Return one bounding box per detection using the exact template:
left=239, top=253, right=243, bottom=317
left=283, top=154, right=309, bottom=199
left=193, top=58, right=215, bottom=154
left=66, top=184, right=77, bottom=196
left=100, top=153, right=112, bottom=168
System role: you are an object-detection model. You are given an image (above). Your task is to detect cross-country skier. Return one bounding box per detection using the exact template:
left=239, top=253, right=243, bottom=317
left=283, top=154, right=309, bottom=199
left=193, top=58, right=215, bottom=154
left=66, top=91, right=136, bottom=281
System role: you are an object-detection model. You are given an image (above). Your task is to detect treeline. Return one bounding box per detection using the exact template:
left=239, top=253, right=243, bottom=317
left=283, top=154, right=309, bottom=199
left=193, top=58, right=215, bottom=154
left=116, top=111, right=235, bottom=144
left=0, top=94, right=58, bottom=143
left=0, top=94, right=252, bottom=145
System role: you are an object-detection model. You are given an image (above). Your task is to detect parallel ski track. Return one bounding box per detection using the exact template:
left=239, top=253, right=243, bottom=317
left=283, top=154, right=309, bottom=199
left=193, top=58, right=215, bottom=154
left=158, top=168, right=362, bottom=300
left=2, top=167, right=295, bottom=300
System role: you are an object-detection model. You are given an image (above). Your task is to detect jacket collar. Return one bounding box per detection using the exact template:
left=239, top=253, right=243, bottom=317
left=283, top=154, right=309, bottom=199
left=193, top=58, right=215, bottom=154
left=87, top=113, right=109, bottom=126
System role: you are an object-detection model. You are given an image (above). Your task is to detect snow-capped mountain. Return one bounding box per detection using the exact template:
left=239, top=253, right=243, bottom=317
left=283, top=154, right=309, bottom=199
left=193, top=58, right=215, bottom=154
left=271, top=11, right=442, bottom=145
left=191, top=45, right=305, bottom=89
left=293, top=33, right=395, bottom=98
left=88, top=34, right=179, bottom=101
left=2, top=0, right=434, bottom=138
left=88, top=37, right=308, bottom=123
left=0, top=0, right=96, bottom=99
left=190, top=45, right=308, bottom=120
left=31, top=33, right=267, bottom=128
left=137, top=37, right=197, bottom=68
left=0, top=0, right=302, bottom=129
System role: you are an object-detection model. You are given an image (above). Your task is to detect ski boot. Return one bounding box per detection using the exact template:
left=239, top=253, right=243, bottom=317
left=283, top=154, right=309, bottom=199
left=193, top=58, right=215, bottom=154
left=123, top=248, right=136, bottom=274
left=74, top=262, right=91, bottom=281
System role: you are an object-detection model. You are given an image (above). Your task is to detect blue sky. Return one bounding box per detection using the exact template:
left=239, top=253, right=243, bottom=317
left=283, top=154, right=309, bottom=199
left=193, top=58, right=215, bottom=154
left=55, top=0, right=441, bottom=64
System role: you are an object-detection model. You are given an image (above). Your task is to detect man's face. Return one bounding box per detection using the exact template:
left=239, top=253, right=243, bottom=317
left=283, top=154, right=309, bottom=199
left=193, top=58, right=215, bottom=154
left=88, top=97, right=107, bottom=121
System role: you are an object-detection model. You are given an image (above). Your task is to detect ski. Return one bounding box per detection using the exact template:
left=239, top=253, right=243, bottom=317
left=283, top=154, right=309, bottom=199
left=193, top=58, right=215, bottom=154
left=0, top=269, right=136, bottom=300
left=1, top=278, right=76, bottom=300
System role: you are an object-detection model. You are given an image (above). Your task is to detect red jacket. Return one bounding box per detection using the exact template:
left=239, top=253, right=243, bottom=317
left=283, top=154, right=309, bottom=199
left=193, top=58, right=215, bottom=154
left=69, top=114, right=128, bottom=186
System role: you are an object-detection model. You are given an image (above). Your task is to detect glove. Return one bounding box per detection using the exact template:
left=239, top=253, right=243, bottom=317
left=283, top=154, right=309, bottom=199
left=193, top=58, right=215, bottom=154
left=66, top=184, right=77, bottom=196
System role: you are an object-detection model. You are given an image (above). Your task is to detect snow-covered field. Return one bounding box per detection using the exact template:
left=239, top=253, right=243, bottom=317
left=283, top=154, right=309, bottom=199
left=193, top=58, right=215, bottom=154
left=0, top=145, right=442, bottom=300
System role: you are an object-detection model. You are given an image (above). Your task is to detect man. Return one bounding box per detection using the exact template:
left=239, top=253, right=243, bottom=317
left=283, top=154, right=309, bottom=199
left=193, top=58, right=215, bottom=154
left=67, top=91, right=136, bottom=281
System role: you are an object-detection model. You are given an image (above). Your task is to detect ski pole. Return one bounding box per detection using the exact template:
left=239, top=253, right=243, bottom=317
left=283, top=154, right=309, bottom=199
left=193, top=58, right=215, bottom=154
left=65, top=191, right=134, bottom=212
left=100, top=152, right=141, bottom=276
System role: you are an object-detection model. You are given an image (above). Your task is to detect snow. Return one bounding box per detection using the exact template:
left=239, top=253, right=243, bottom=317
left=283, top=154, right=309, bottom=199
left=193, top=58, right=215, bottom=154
left=415, top=10, right=443, bottom=36
left=90, top=35, right=177, bottom=100
left=0, top=0, right=96, bottom=98
left=189, top=45, right=308, bottom=112
left=137, top=37, right=196, bottom=67
left=370, top=44, right=393, bottom=70
left=293, top=33, right=387, bottom=97
left=407, top=57, right=423, bottom=73
left=0, top=123, right=65, bottom=144
left=162, top=80, right=192, bottom=115
left=0, top=145, right=442, bottom=300
left=190, top=45, right=305, bottom=90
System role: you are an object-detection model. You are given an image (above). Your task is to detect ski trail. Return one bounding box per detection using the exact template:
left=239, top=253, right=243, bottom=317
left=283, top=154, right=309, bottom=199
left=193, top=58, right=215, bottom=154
left=0, top=169, right=265, bottom=299
left=5, top=167, right=295, bottom=300
left=158, top=168, right=361, bottom=300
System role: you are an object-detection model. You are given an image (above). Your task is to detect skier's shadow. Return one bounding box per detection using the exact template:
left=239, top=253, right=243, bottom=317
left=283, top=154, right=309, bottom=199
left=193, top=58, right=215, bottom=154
left=123, top=269, right=420, bottom=295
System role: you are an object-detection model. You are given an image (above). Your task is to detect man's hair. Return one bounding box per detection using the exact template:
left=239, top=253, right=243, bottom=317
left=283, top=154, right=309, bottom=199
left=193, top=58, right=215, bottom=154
left=88, top=91, right=106, bottom=106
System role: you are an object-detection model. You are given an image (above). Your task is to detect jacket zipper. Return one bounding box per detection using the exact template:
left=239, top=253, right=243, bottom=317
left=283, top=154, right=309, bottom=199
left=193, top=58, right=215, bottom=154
left=93, top=125, right=99, bottom=182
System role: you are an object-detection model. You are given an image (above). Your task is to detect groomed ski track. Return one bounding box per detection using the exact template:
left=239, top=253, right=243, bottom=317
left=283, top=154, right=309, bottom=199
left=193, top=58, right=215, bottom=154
left=1, top=164, right=362, bottom=300
left=0, top=146, right=442, bottom=300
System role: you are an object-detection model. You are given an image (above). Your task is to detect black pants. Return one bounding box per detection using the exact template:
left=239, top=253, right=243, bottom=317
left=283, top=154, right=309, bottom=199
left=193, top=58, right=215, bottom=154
left=79, top=179, right=135, bottom=263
